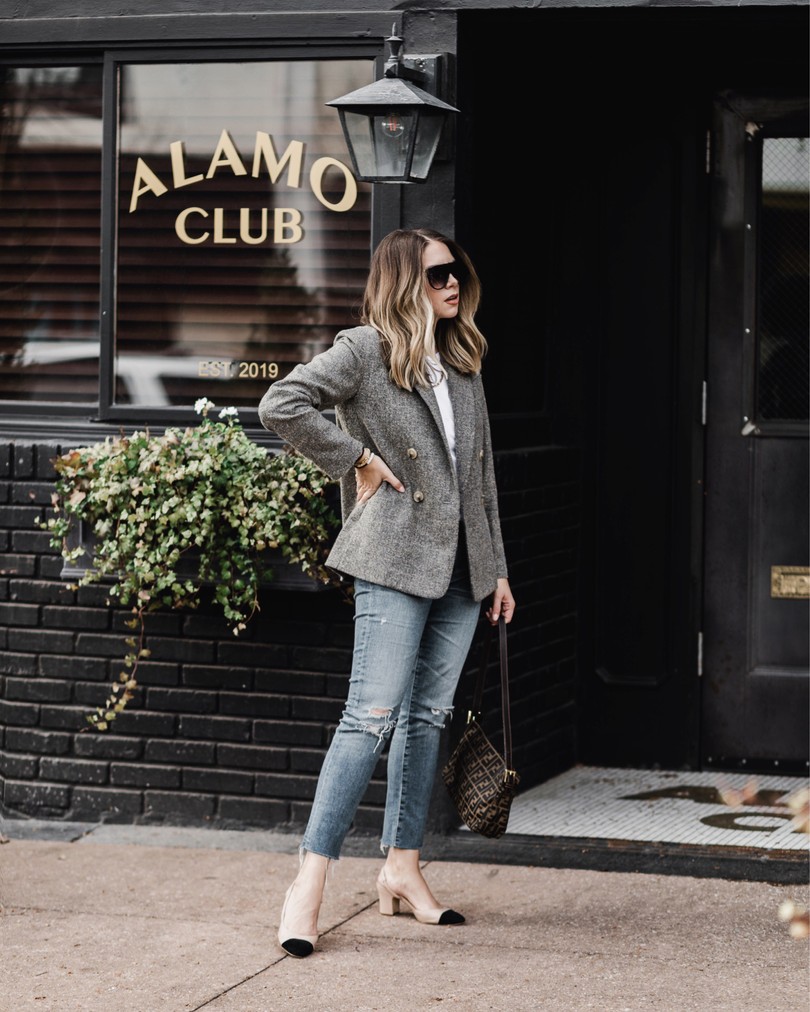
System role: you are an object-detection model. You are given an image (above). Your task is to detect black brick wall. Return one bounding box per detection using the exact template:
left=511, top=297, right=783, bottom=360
left=0, top=440, right=579, bottom=833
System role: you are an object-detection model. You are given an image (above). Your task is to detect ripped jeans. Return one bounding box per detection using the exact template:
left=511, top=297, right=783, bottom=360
left=301, top=552, right=481, bottom=860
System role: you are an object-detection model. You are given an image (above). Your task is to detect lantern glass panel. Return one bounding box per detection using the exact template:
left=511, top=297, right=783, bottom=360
left=341, top=111, right=375, bottom=177
left=410, top=114, right=445, bottom=181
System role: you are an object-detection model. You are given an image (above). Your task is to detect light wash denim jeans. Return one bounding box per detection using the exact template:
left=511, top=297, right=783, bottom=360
left=301, top=549, right=481, bottom=860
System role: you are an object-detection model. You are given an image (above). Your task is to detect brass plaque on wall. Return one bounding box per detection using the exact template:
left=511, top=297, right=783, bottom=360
left=770, top=566, right=810, bottom=599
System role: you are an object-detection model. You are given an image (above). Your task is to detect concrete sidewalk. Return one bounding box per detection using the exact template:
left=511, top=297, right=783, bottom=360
left=0, top=821, right=808, bottom=1012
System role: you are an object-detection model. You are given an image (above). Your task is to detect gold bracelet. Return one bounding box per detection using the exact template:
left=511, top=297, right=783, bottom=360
left=354, top=447, right=372, bottom=468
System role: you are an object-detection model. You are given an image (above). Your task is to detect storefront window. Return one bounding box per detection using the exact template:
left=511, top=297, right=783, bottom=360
left=115, top=60, right=372, bottom=409
left=0, top=57, right=371, bottom=413
left=0, top=66, right=103, bottom=403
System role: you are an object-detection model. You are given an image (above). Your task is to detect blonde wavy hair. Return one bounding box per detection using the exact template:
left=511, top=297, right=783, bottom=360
left=361, top=228, right=487, bottom=391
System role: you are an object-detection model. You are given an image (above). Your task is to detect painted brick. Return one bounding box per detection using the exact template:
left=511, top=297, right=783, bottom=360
left=110, top=763, right=181, bottom=789
left=75, top=633, right=137, bottom=658
left=39, top=706, right=93, bottom=732
left=72, top=680, right=127, bottom=707
left=11, top=530, right=54, bottom=553
left=182, top=768, right=254, bottom=795
left=0, top=505, right=44, bottom=528
left=38, top=654, right=108, bottom=681
left=74, top=735, right=144, bottom=760
left=0, top=699, right=40, bottom=727
left=0, top=750, right=39, bottom=778
left=38, top=555, right=67, bottom=579
left=71, top=786, right=143, bottom=821
left=110, top=710, right=177, bottom=737
left=182, top=665, right=253, bottom=690
left=249, top=619, right=329, bottom=647
left=144, top=790, right=215, bottom=822
left=255, top=772, right=318, bottom=800
left=0, top=555, right=36, bottom=576
left=76, top=584, right=114, bottom=607
left=40, top=757, right=108, bottom=785
left=0, top=602, right=40, bottom=626
left=177, top=715, right=250, bottom=742
left=145, top=687, right=217, bottom=714
left=217, top=796, right=288, bottom=827
left=352, top=805, right=384, bottom=831
left=144, top=739, right=216, bottom=765
left=216, top=743, right=287, bottom=772
left=8, top=629, right=74, bottom=655
left=289, top=748, right=328, bottom=774
left=291, top=697, right=343, bottom=722
left=254, top=670, right=325, bottom=695
left=146, top=637, right=215, bottom=664
left=112, top=612, right=181, bottom=636
left=289, top=801, right=313, bottom=827
left=216, top=641, right=288, bottom=666
left=290, top=646, right=351, bottom=672
left=253, top=720, right=323, bottom=746
left=13, top=446, right=35, bottom=479
left=4, top=732, right=71, bottom=756
left=218, top=692, right=289, bottom=719
left=4, top=779, right=70, bottom=810
left=132, top=661, right=181, bottom=687
left=12, top=482, right=53, bottom=506
left=4, top=678, right=72, bottom=703
left=43, top=605, right=110, bottom=630
left=9, top=582, right=75, bottom=607
left=0, top=443, right=578, bottom=837
left=181, top=614, right=232, bottom=638
left=35, top=444, right=61, bottom=480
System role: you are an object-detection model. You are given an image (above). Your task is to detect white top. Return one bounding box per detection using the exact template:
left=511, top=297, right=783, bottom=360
left=426, top=354, right=457, bottom=471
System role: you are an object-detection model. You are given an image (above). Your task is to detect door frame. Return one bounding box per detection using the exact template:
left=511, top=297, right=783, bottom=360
left=701, top=90, right=810, bottom=773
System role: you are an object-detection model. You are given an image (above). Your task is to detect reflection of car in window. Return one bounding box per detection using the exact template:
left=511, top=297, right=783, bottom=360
left=15, top=340, right=201, bottom=406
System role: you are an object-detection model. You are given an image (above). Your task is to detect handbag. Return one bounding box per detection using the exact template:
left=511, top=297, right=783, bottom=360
left=442, top=614, right=520, bottom=839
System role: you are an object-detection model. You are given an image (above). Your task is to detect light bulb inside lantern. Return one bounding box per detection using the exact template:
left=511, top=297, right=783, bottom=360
left=380, top=111, right=405, bottom=137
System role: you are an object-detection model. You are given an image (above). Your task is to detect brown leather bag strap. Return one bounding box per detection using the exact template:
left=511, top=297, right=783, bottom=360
left=468, top=616, right=514, bottom=772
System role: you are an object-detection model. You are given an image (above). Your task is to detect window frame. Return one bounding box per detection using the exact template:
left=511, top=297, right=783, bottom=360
left=0, top=35, right=401, bottom=436
left=742, top=108, right=809, bottom=439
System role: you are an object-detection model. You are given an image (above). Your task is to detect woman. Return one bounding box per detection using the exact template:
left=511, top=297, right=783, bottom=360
left=258, top=227, right=515, bottom=958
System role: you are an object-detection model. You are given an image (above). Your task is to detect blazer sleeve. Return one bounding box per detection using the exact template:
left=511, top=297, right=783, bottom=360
left=479, top=378, right=509, bottom=580
left=258, top=330, right=367, bottom=480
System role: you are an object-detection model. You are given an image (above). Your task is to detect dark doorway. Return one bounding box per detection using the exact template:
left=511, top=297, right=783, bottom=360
left=703, top=92, right=809, bottom=772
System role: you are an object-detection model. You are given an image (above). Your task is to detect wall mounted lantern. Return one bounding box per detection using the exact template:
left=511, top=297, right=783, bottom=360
left=326, top=26, right=458, bottom=183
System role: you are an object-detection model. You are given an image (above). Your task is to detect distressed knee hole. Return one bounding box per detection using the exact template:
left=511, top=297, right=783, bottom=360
left=360, top=707, right=396, bottom=751
left=429, top=705, right=454, bottom=728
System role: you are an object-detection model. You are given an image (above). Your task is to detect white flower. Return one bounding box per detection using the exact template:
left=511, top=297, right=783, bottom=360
left=218, top=406, right=239, bottom=419
left=194, top=397, right=215, bottom=415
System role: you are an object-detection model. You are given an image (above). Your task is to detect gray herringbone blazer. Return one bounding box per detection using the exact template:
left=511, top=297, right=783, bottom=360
left=258, top=326, right=507, bottom=602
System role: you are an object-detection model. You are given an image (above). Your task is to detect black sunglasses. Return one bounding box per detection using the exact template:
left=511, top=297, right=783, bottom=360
left=425, top=259, right=470, bottom=290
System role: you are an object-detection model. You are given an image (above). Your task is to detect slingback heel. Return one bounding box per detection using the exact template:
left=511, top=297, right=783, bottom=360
left=277, top=882, right=319, bottom=958
left=376, top=869, right=465, bottom=926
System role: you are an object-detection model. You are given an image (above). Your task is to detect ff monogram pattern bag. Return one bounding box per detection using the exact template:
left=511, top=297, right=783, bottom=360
left=442, top=615, right=520, bottom=839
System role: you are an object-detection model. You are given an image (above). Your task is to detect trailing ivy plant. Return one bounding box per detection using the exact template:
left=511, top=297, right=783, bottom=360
left=39, top=398, right=342, bottom=730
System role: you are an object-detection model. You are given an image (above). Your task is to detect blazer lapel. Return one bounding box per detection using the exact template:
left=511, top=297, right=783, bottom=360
left=415, top=382, right=451, bottom=457
left=445, top=367, right=475, bottom=483
left=415, top=368, right=475, bottom=484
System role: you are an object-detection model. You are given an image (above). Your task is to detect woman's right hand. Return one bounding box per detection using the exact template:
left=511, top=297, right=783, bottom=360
left=355, top=453, right=405, bottom=503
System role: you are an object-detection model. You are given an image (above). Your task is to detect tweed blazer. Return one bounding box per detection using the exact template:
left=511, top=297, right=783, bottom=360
left=258, top=326, right=507, bottom=602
